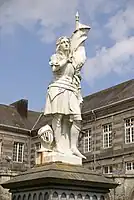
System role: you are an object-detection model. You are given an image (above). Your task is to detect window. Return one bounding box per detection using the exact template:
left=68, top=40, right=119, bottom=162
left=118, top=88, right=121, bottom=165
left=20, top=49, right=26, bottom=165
left=83, top=129, right=92, bottom=153
left=35, top=142, right=41, bottom=150
left=125, top=118, right=134, bottom=144
left=126, top=161, right=134, bottom=172
left=13, top=142, right=24, bottom=162
left=103, top=165, right=113, bottom=174
left=103, top=124, right=112, bottom=148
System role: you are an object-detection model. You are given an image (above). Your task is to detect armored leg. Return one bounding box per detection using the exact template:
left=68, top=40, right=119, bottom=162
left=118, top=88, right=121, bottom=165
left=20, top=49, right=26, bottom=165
left=52, top=114, right=63, bottom=153
left=70, top=120, right=86, bottom=159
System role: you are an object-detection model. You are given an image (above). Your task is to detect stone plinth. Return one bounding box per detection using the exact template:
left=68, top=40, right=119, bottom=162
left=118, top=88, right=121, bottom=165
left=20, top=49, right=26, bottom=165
left=36, top=151, right=82, bottom=165
left=2, top=163, right=118, bottom=200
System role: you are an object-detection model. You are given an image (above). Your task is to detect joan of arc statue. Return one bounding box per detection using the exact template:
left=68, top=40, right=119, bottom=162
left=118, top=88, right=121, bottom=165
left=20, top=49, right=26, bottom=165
left=41, top=13, right=90, bottom=159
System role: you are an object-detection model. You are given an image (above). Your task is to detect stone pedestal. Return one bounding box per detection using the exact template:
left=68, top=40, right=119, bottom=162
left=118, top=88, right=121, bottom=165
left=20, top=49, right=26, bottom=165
left=36, top=151, right=82, bottom=165
left=2, top=163, right=118, bottom=200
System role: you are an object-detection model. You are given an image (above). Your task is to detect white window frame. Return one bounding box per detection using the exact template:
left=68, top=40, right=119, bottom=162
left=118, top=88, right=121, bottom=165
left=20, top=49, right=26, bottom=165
left=125, top=117, right=134, bottom=144
left=103, top=165, right=113, bottom=174
left=13, top=142, right=24, bottom=163
left=103, top=124, right=112, bottom=149
left=126, top=161, right=134, bottom=173
left=83, top=129, right=92, bottom=153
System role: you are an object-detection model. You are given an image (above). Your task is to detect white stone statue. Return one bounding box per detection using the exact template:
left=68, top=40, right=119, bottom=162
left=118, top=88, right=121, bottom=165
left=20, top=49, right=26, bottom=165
left=38, top=13, right=90, bottom=165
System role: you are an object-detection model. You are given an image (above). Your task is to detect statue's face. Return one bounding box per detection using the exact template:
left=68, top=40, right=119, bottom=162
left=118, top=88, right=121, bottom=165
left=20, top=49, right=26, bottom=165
left=60, top=38, right=70, bottom=51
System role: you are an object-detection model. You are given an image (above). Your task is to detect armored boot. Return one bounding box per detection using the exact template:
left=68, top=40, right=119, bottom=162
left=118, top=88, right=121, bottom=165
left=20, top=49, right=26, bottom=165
left=52, top=114, right=64, bottom=154
left=70, top=121, right=86, bottom=159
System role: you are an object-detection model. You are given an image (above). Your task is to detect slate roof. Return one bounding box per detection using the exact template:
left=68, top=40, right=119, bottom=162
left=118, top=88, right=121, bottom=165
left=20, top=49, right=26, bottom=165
left=0, top=104, right=50, bottom=132
left=82, top=79, right=134, bottom=113
left=2, top=162, right=118, bottom=189
left=0, top=79, right=133, bottom=131
left=0, top=104, right=28, bottom=129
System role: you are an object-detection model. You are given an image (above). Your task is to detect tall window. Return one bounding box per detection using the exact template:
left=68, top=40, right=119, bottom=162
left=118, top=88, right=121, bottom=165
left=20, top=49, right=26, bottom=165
left=83, top=129, right=92, bottom=153
left=103, top=165, right=113, bottom=174
left=13, top=142, right=24, bottom=162
left=103, top=124, right=112, bottom=148
left=125, top=118, right=134, bottom=144
left=126, top=161, right=134, bottom=173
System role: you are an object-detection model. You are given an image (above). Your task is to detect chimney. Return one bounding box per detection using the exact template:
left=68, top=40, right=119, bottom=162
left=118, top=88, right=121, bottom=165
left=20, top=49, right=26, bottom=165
left=10, top=99, right=28, bottom=118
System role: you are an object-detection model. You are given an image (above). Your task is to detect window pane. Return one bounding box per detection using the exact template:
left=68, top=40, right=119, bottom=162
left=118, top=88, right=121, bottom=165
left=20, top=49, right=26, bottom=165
left=125, top=118, right=134, bottom=144
left=109, top=132, right=112, bottom=147
left=126, top=162, right=131, bottom=170
left=83, top=129, right=92, bottom=153
left=18, top=143, right=23, bottom=162
left=109, top=124, right=112, bottom=131
left=104, top=166, right=112, bottom=174
left=13, top=142, right=18, bottom=161
left=103, top=124, right=112, bottom=148
left=126, top=128, right=131, bottom=143
left=13, top=142, right=24, bottom=162
left=104, top=166, right=108, bottom=174
left=109, top=166, right=113, bottom=173
left=132, top=128, right=134, bottom=142
left=126, top=119, right=130, bottom=127
left=104, top=134, right=108, bottom=148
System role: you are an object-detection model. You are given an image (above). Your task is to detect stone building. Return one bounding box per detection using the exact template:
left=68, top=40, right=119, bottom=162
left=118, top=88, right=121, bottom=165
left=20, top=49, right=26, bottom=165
left=80, top=79, right=134, bottom=200
left=0, top=79, right=134, bottom=200
left=0, top=99, right=50, bottom=199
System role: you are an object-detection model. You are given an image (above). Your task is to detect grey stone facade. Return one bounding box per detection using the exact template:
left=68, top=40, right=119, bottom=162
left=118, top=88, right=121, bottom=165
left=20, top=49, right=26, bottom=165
left=81, top=79, right=134, bottom=200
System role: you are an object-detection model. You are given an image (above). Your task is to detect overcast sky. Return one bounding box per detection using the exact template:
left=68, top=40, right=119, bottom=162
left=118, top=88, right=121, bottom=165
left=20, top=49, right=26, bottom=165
left=0, top=0, right=134, bottom=111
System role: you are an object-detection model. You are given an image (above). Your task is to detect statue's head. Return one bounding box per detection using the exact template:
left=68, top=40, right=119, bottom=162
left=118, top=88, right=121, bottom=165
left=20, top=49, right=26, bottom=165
left=56, top=36, right=71, bottom=54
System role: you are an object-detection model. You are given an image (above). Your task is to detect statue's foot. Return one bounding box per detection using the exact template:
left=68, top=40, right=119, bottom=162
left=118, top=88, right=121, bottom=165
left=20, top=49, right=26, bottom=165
left=65, top=149, right=73, bottom=156
left=71, top=147, right=86, bottom=159
left=55, top=149, right=64, bottom=154
left=54, top=146, right=65, bottom=154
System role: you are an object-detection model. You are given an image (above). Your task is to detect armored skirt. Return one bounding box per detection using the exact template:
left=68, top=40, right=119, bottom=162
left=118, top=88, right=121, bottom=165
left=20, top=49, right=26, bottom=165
left=44, top=81, right=82, bottom=121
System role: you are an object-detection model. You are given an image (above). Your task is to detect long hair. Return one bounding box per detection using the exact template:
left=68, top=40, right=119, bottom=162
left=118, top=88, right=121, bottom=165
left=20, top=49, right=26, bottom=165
left=56, top=36, right=71, bottom=55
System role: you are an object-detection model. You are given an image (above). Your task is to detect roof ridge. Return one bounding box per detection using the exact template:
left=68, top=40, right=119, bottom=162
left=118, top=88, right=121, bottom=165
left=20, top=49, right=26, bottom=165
left=0, top=104, right=16, bottom=109
left=84, top=79, right=134, bottom=99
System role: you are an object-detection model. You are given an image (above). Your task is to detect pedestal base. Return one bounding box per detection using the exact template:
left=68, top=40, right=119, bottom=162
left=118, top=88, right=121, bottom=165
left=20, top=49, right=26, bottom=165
left=36, top=151, right=82, bottom=165
left=2, top=162, right=118, bottom=200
